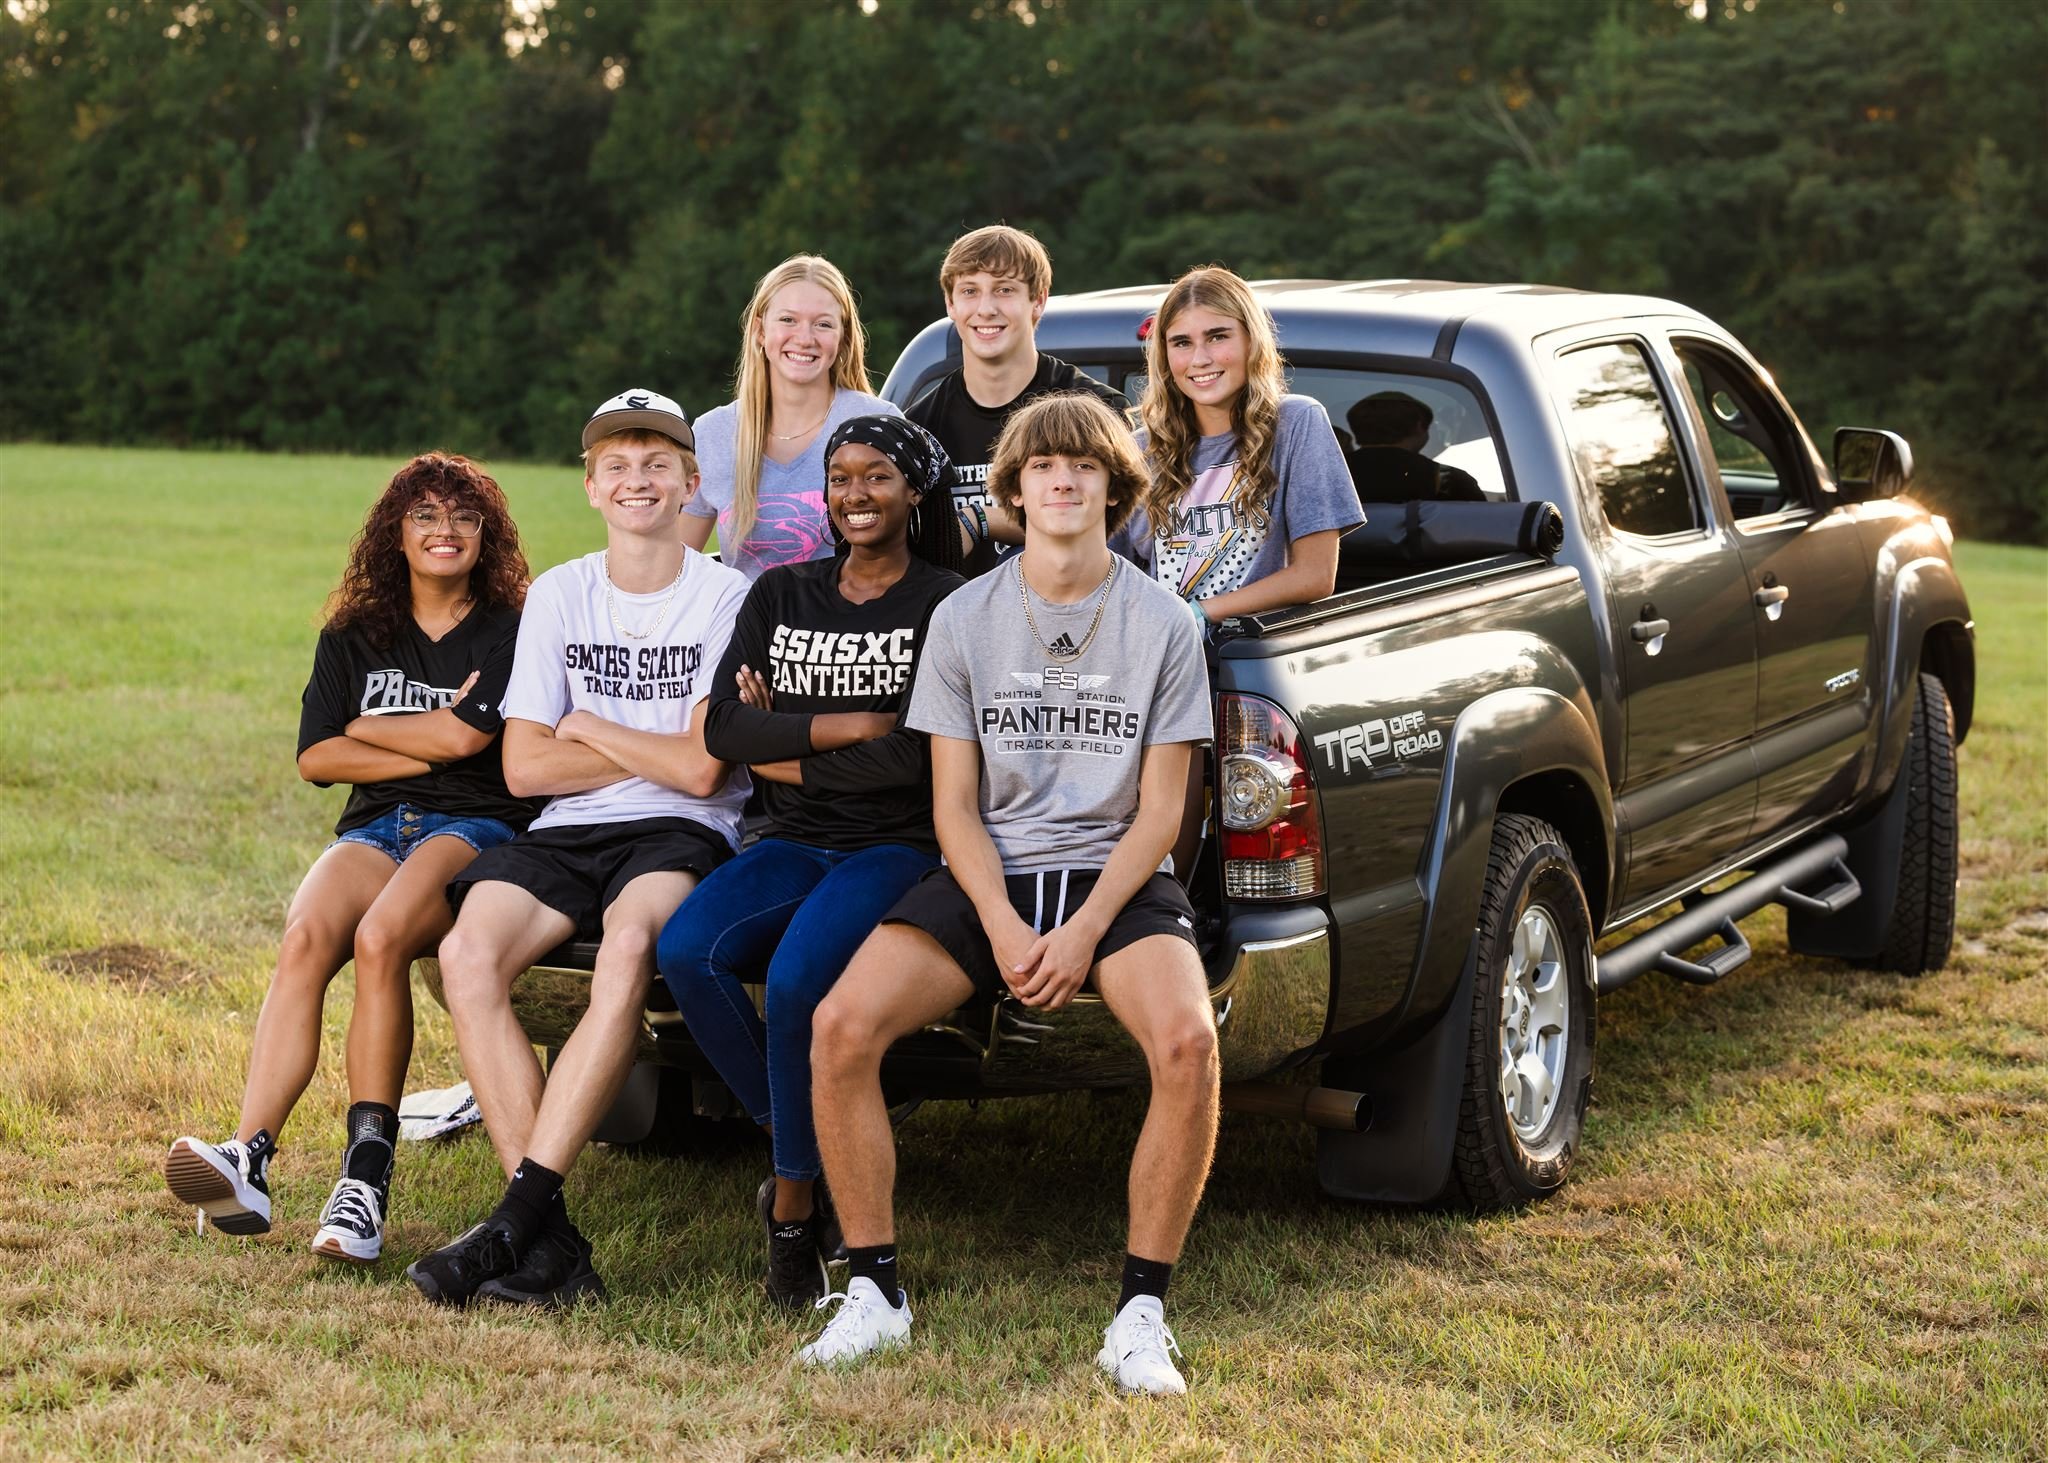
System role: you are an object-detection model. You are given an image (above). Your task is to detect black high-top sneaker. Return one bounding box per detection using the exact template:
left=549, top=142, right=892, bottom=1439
left=165, top=1129, right=275, bottom=1235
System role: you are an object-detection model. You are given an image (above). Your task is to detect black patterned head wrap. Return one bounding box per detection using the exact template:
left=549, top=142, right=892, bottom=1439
left=823, top=415, right=953, bottom=500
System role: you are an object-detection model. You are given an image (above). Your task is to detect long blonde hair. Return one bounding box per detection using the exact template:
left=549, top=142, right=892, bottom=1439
left=1137, top=266, right=1287, bottom=535
left=728, top=254, right=872, bottom=545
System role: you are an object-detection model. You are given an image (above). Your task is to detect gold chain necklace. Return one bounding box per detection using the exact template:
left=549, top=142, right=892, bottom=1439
left=1016, top=556, right=1117, bottom=662
left=769, top=411, right=829, bottom=442
left=603, top=551, right=687, bottom=641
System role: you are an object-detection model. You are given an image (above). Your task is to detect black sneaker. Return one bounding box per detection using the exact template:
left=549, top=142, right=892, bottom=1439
left=757, top=1177, right=828, bottom=1308
left=165, top=1131, right=274, bottom=1236
left=476, top=1229, right=607, bottom=1310
left=406, top=1220, right=520, bottom=1307
left=757, top=1175, right=845, bottom=1265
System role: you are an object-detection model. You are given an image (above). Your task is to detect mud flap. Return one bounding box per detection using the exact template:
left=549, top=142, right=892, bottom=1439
left=1316, top=942, right=1475, bottom=1204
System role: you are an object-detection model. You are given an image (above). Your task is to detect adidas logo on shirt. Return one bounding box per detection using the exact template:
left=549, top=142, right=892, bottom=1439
left=1048, top=633, right=1078, bottom=656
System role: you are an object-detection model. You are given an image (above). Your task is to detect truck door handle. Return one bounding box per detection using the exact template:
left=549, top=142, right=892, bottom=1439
left=1753, top=584, right=1790, bottom=621
left=1630, top=617, right=1671, bottom=655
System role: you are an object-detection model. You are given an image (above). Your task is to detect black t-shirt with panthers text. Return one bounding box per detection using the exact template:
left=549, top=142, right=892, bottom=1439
left=296, top=603, right=538, bottom=836
left=906, top=353, right=1131, bottom=578
left=700, top=554, right=962, bottom=853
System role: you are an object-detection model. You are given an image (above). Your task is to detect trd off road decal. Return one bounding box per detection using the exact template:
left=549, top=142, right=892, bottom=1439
left=1314, top=710, right=1444, bottom=776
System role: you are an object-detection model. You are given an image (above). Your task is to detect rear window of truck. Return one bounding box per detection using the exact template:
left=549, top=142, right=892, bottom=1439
left=1117, top=365, right=1509, bottom=505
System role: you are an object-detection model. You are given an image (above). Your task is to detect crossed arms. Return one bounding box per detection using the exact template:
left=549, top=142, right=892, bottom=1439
left=298, top=670, right=496, bottom=785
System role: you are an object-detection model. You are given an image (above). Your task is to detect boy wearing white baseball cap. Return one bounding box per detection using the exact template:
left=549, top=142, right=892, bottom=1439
left=411, top=390, right=750, bottom=1309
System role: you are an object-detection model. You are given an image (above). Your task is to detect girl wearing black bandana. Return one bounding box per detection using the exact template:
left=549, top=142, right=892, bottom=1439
left=656, top=416, right=964, bottom=1306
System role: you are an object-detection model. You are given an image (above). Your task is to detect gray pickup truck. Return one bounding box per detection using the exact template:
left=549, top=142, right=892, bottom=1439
left=423, top=280, right=1972, bottom=1210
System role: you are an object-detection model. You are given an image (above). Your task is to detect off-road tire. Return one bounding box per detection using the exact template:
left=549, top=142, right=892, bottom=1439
left=1450, top=814, right=1597, bottom=1210
left=1868, top=672, right=1958, bottom=976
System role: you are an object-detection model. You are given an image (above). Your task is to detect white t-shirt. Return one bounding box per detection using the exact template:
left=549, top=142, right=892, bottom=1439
left=501, top=548, right=751, bottom=841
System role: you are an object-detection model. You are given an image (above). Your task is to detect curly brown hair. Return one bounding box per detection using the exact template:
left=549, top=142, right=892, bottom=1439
left=324, top=453, right=529, bottom=647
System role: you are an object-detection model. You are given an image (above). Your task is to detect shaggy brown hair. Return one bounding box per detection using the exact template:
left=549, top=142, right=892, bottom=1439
left=324, top=453, right=528, bottom=647
left=939, top=224, right=1053, bottom=302
left=986, top=392, right=1149, bottom=540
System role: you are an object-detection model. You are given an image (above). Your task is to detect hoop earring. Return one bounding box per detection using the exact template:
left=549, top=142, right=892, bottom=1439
left=909, top=503, right=923, bottom=541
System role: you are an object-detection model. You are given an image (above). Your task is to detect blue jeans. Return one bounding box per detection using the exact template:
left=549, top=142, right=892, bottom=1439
left=654, top=837, right=937, bottom=1181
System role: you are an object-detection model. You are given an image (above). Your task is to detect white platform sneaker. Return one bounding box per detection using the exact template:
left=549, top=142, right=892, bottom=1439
left=1097, top=1295, right=1187, bottom=1396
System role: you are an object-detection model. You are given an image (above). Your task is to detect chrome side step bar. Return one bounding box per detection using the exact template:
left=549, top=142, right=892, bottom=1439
left=1597, top=834, right=1862, bottom=994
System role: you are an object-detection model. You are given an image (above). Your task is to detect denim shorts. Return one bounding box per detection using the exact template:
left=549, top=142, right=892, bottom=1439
left=333, top=804, right=518, bottom=864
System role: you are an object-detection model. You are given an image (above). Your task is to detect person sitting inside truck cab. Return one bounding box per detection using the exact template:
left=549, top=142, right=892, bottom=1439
left=165, top=454, right=535, bottom=1265
left=655, top=416, right=964, bottom=1309
left=797, top=391, right=1217, bottom=1396
left=1344, top=391, right=1485, bottom=505
left=408, top=390, right=751, bottom=1310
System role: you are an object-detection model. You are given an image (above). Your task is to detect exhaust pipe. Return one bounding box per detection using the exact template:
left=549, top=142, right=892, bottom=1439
left=1222, top=1082, right=1371, bottom=1132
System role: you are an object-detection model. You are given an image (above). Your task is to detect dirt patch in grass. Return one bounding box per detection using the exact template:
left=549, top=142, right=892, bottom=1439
left=1960, top=906, right=2048, bottom=962
left=43, top=943, right=204, bottom=993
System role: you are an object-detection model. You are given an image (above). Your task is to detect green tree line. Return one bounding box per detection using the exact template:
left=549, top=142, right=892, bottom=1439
left=3, top=0, right=2042, bottom=539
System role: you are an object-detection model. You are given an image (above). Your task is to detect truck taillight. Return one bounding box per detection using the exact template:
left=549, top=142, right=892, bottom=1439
left=1218, top=692, right=1324, bottom=900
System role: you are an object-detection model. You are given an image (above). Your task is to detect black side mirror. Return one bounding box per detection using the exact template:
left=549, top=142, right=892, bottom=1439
left=1833, top=427, right=1914, bottom=501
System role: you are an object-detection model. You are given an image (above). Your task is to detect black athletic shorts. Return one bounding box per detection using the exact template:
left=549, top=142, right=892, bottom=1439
left=882, top=866, right=1198, bottom=999
left=446, top=816, right=732, bottom=937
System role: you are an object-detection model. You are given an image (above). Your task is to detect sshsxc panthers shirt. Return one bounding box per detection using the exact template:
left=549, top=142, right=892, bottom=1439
left=499, top=548, right=751, bottom=846
left=905, top=559, right=1212, bottom=875
left=906, top=355, right=1131, bottom=578
left=296, top=603, right=538, bottom=837
left=701, top=554, right=962, bottom=854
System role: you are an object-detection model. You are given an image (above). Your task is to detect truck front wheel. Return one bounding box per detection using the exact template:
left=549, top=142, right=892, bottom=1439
left=1451, top=814, right=1597, bottom=1209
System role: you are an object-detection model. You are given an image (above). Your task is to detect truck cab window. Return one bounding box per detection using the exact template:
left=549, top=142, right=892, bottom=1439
left=1553, top=341, right=1701, bottom=538
left=1121, top=365, right=1510, bottom=506
left=1672, top=342, right=1802, bottom=519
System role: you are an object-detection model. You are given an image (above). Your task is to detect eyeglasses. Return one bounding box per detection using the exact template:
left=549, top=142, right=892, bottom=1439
left=407, top=506, right=484, bottom=537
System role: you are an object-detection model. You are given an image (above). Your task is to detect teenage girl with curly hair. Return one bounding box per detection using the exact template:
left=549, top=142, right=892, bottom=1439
left=166, top=453, right=535, bottom=1265
left=1123, top=266, right=1364, bottom=876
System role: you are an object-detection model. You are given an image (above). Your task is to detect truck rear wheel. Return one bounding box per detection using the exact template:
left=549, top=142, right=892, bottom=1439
left=1868, top=672, right=1959, bottom=976
left=1451, top=814, right=1597, bottom=1209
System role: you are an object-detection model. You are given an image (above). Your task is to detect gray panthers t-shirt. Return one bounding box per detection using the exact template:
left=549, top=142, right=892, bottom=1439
left=906, top=558, right=1212, bottom=874
left=1116, top=393, right=1363, bottom=599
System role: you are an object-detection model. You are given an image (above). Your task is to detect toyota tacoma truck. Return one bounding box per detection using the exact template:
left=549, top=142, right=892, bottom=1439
left=422, top=280, right=1972, bottom=1209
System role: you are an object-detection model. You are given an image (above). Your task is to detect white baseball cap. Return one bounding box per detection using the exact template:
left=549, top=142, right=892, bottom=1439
left=582, top=389, right=694, bottom=452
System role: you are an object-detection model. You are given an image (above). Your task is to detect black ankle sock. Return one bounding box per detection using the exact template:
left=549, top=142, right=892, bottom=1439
left=342, top=1102, right=397, bottom=1193
left=847, top=1244, right=899, bottom=1303
left=542, top=1189, right=584, bottom=1248
left=1118, top=1253, right=1174, bottom=1311
left=489, top=1157, right=565, bottom=1249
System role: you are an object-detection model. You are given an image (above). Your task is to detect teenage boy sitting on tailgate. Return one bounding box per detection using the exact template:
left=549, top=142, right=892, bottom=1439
left=906, top=224, right=1130, bottom=576
left=799, top=392, right=1219, bottom=1396
left=409, top=390, right=750, bottom=1309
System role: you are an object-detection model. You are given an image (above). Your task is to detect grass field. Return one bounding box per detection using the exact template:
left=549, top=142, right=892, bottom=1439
left=2, top=443, right=2044, bottom=1460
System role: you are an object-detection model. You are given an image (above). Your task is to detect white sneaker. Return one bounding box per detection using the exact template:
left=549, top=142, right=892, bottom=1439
left=1097, top=1295, right=1187, bottom=1396
left=798, top=1276, right=912, bottom=1367
left=311, top=1176, right=385, bottom=1264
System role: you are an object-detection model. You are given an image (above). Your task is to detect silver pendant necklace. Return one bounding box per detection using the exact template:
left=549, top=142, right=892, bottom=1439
left=1017, top=556, right=1117, bottom=662
left=604, top=551, right=687, bottom=641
